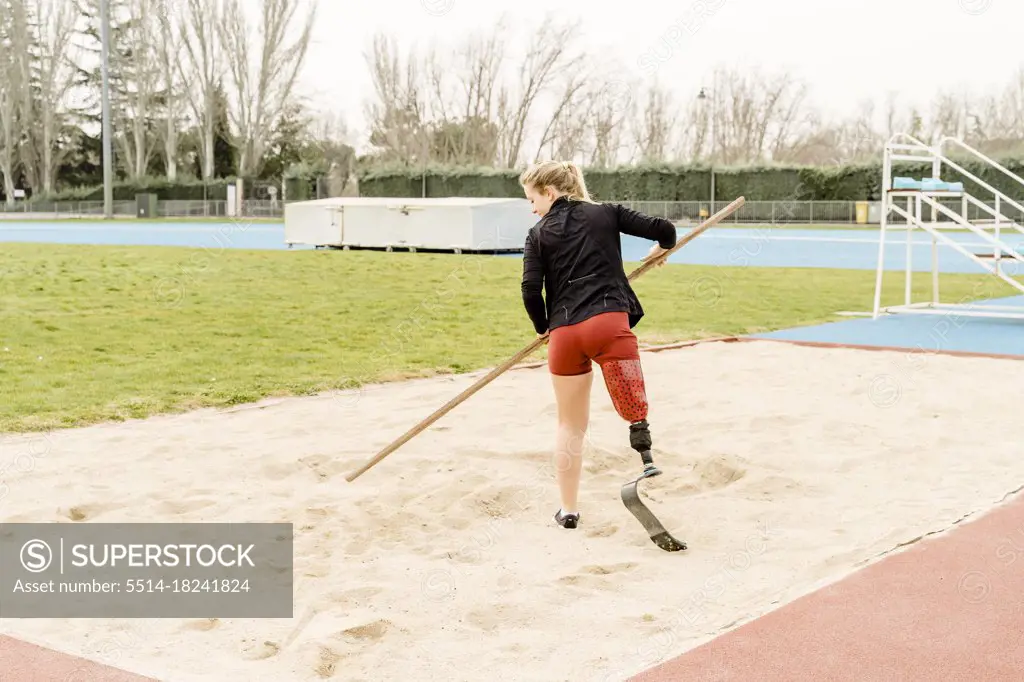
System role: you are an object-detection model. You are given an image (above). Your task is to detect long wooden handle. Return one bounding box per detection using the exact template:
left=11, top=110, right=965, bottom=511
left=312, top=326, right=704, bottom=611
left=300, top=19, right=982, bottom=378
left=344, top=196, right=746, bottom=482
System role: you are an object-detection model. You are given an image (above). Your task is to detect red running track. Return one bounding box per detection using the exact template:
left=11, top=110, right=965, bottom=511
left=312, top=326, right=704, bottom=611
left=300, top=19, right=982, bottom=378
left=630, top=490, right=1024, bottom=682
left=0, top=635, right=158, bottom=681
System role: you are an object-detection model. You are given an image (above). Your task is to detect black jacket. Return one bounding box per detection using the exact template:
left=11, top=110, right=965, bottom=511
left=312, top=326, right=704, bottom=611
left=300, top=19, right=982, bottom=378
left=521, top=196, right=677, bottom=334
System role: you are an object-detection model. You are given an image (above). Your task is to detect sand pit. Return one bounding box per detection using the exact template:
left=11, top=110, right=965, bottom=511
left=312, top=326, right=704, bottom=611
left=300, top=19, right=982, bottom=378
left=2, top=339, right=1024, bottom=681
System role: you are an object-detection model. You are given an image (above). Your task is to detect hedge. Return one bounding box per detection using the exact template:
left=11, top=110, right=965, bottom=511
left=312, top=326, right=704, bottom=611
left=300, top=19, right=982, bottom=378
left=25, top=177, right=235, bottom=202
left=355, top=158, right=1024, bottom=202
left=20, top=155, right=1024, bottom=204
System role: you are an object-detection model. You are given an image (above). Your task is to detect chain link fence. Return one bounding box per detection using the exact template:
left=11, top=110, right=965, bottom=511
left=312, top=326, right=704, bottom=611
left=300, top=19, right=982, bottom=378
left=0, top=199, right=283, bottom=220
left=616, top=200, right=866, bottom=224
left=1, top=198, right=1021, bottom=226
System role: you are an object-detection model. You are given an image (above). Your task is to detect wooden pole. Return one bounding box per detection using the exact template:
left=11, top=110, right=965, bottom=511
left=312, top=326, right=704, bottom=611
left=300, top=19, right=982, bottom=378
left=344, top=196, right=746, bottom=482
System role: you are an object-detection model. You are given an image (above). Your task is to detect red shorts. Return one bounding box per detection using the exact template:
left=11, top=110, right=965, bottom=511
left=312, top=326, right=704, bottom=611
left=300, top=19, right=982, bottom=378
left=547, top=312, right=640, bottom=376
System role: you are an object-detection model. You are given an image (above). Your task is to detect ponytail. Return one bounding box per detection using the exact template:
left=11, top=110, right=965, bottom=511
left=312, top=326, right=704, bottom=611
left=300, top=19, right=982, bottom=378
left=519, top=160, right=597, bottom=203
left=563, top=161, right=593, bottom=202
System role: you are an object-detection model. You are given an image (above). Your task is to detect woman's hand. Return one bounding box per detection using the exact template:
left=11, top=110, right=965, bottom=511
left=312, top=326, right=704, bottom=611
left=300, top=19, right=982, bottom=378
left=537, top=330, right=549, bottom=342
left=643, top=244, right=669, bottom=267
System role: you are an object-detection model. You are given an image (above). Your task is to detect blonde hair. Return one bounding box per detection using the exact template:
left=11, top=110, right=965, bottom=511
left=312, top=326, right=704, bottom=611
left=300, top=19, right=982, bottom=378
left=519, top=160, right=595, bottom=203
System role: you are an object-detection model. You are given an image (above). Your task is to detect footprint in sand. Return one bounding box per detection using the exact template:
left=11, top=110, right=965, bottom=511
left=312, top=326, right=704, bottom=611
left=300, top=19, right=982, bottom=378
left=466, top=601, right=542, bottom=632
left=558, top=562, right=639, bottom=586
left=239, top=639, right=280, bottom=661
left=650, top=455, right=747, bottom=497
left=691, top=455, right=747, bottom=489
left=313, top=646, right=343, bottom=678
left=339, top=619, right=390, bottom=641
left=503, top=643, right=527, bottom=655
left=61, top=504, right=113, bottom=521
left=300, top=455, right=343, bottom=481
left=471, top=484, right=535, bottom=519
left=585, top=525, right=619, bottom=538
left=296, top=507, right=335, bottom=533
left=736, top=473, right=809, bottom=500
left=66, top=507, right=88, bottom=521
left=344, top=537, right=372, bottom=556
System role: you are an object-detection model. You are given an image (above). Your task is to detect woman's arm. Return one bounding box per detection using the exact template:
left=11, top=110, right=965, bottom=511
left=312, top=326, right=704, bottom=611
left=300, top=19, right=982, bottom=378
left=614, top=204, right=678, bottom=250
left=521, top=229, right=548, bottom=334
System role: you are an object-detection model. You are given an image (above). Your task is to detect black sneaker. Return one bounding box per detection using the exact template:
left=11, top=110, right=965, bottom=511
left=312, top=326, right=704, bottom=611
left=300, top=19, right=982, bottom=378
left=554, top=509, right=580, bottom=529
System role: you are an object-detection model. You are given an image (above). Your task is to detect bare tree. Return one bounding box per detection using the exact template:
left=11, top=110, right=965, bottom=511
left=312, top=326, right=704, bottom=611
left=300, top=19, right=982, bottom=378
left=420, top=23, right=506, bottom=165
left=845, top=100, right=882, bottom=160
left=763, top=73, right=810, bottom=160
left=0, top=1, right=27, bottom=204
left=974, top=67, right=1024, bottom=155
left=153, top=0, right=185, bottom=180
left=218, top=0, right=317, bottom=177
left=306, top=110, right=356, bottom=195
left=925, top=90, right=970, bottom=142
left=369, top=17, right=597, bottom=169
left=673, top=93, right=709, bottom=163
left=453, top=27, right=504, bottom=164
left=87, top=0, right=163, bottom=179
left=632, top=82, right=677, bottom=164
left=66, top=0, right=161, bottom=179
left=537, top=78, right=596, bottom=164
left=21, top=0, right=79, bottom=194
left=862, top=80, right=1024, bottom=159
left=15, top=0, right=37, bottom=190
left=495, top=16, right=585, bottom=168
left=363, top=32, right=428, bottom=164
left=1002, top=67, right=1024, bottom=140
left=533, top=72, right=591, bottom=164
left=179, top=0, right=222, bottom=180
left=701, top=65, right=811, bottom=165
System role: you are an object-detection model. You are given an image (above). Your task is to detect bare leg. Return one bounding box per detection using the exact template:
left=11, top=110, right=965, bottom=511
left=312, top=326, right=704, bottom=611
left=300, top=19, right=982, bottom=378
left=550, top=371, right=593, bottom=516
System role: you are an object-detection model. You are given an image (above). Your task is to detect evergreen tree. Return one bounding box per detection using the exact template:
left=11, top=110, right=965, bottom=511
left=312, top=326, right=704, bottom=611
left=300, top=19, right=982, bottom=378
left=69, top=0, right=168, bottom=180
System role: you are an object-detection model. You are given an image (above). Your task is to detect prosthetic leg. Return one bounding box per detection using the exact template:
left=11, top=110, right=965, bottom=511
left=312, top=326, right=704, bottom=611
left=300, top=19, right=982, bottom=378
left=602, top=359, right=687, bottom=553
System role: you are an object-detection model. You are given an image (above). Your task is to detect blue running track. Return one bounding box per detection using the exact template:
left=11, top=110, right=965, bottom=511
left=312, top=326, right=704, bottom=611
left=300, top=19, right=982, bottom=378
left=4, top=220, right=1024, bottom=274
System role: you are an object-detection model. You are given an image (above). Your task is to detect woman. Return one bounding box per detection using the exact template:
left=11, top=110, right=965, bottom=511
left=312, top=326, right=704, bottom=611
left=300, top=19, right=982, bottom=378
left=519, top=160, right=677, bottom=529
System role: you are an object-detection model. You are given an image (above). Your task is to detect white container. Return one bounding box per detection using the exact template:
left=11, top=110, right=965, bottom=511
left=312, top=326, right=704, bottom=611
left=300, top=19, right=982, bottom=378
left=283, top=197, right=536, bottom=253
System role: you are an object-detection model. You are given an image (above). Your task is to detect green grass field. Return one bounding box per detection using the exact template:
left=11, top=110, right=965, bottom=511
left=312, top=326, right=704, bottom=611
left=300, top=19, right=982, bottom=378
left=1, top=242, right=1014, bottom=433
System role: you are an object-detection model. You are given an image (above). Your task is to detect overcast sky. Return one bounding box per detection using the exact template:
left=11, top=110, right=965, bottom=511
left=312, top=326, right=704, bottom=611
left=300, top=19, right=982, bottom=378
left=290, top=0, right=1019, bottom=150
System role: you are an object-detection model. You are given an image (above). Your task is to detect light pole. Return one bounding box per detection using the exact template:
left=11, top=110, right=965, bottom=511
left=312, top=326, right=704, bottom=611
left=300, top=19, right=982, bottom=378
left=697, top=83, right=716, bottom=214
left=99, top=0, right=113, bottom=218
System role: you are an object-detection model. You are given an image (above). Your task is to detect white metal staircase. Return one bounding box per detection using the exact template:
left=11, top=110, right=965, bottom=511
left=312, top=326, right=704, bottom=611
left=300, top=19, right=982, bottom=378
left=871, top=133, right=1024, bottom=320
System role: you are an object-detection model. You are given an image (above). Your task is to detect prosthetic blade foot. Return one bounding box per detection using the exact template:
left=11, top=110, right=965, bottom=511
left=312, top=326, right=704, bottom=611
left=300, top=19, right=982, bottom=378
left=620, top=449, right=687, bottom=552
